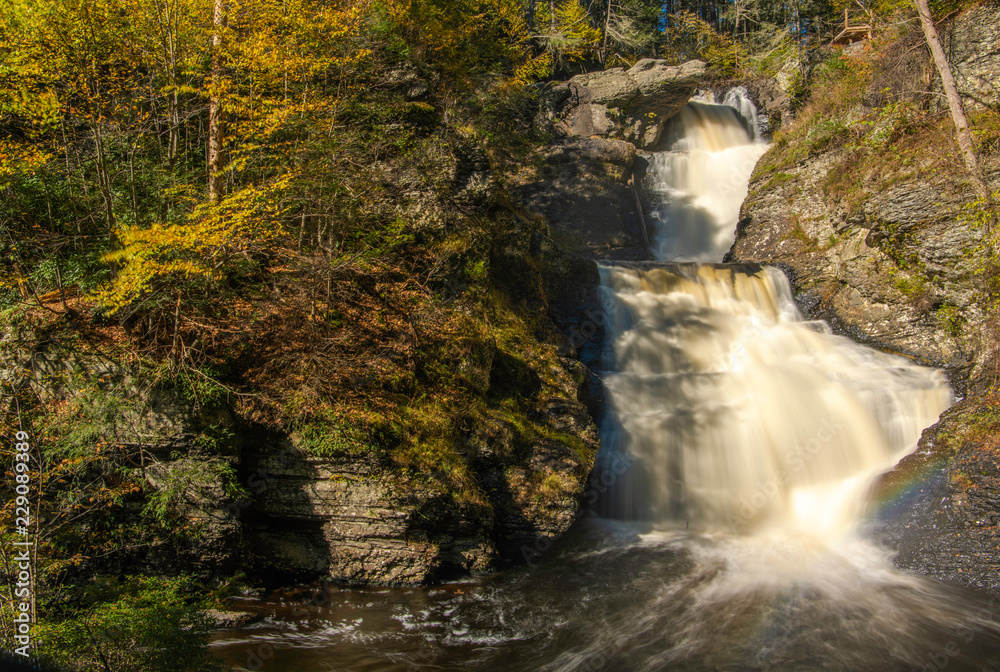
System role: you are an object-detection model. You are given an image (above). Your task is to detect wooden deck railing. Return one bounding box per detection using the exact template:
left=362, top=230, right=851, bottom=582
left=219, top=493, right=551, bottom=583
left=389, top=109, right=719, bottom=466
left=832, top=8, right=873, bottom=45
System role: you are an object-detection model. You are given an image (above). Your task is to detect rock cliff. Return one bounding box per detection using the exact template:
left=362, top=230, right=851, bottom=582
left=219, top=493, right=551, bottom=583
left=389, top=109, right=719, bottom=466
left=542, top=59, right=706, bottom=149
left=1, top=308, right=599, bottom=587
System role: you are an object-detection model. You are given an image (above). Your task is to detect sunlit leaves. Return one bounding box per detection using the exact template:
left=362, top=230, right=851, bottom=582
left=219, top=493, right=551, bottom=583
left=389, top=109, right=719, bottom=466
left=98, top=175, right=294, bottom=311
left=535, top=0, right=603, bottom=64
left=390, top=0, right=534, bottom=85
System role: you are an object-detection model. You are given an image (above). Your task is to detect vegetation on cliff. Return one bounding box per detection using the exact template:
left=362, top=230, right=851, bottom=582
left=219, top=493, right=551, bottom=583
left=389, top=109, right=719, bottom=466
left=0, top=1, right=560, bottom=667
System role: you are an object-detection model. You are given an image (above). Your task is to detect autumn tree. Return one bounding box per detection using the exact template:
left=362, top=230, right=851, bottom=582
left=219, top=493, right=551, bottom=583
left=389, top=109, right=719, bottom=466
left=208, top=0, right=227, bottom=202
left=533, top=0, right=602, bottom=66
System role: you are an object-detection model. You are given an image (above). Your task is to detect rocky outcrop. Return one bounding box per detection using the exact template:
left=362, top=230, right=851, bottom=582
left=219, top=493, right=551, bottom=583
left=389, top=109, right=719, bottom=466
left=542, top=59, right=706, bottom=149
left=729, top=6, right=1000, bottom=391
left=2, top=317, right=599, bottom=587
left=517, top=136, right=648, bottom=376
left=941, top=3, right=1000, bottom=112
left=872, top=393, right=1000, bottom=597
left=520, top=62, right=712, bottom=398
left=521, top=137, right=647, bottom=261
left=0, top=324, right=245, bottom=578
left=241, top=363, right=599, bottom=585
left=729, top=147, right=986, bottom=388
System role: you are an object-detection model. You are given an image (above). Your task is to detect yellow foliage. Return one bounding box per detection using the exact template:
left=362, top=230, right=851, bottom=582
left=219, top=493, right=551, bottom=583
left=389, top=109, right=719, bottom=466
left=0, top=142, right=52, bottom=189
left=97, top=175, right=295, bottom=311
left=391, top=0, right=533, bottom=85
left=535, top=0, right=602, bottom=63
left=662, top=10, right=741, bottom=77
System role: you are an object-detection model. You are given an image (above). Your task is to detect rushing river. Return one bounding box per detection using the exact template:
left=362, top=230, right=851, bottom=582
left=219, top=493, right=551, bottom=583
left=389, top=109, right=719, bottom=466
left=211, top=95, right=1000, bottom=671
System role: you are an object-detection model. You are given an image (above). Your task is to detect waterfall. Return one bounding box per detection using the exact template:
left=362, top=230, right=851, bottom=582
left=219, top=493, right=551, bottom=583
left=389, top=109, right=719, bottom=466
left=597, top=263, right=952, bottom=539
left=212, top=91, right=1000, bottom=672
left=721, top=86, right=762, bottom=141
left=600, top=97, right=953, bottom=542
left=646, top=100, right=770, bottom=261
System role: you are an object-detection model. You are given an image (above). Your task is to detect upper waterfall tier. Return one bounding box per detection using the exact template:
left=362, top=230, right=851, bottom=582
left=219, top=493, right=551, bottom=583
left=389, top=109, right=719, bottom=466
left=645, top=101, right=769, bottom=262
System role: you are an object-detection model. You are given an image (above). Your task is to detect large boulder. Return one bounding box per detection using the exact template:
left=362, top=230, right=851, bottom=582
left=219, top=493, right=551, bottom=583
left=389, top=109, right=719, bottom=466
left=543, top=59, right=706, bottom=148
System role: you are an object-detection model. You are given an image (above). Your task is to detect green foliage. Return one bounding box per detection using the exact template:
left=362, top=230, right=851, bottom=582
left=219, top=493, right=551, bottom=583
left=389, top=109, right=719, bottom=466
left=662, top=10, right=742, bottom=77
left=35, top=576, right=223, bottom=672
left=892, top=272, right=928, bottom=299
left=739, top=29, right=796, bottom=79
left=787, top=220, right=818, bottom=250
left=293, top=413, right=388, bottom=458
left=959, top=192, right=1000, bottom=318
left=192, top=423, right=237, bottom=453
left=935, top=303, right=964, bottom=337
left=143, top=458, right=243, bottom=526
left=174, top=365, right=230, bottom=408
left=46, top=387, right=145, bottom=460
left=535, top=0, right=603, bottom=65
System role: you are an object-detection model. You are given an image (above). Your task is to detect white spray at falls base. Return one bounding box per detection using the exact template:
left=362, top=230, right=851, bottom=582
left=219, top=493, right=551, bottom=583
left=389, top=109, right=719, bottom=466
left=600, top=97, right=953, bottom=542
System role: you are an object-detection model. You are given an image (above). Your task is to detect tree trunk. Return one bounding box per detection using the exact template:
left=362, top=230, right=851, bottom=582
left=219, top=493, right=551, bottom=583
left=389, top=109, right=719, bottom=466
left=527, top=0, right=535, bottom=31
left=603, top=0, right=612, bottom=63
left=208, top=0, right=227, bottom=202
left=914, top=0, right=983, bottom=191
left=92, top=124, right=117, bottom=231
left=796, top=0, right=803, bottom=76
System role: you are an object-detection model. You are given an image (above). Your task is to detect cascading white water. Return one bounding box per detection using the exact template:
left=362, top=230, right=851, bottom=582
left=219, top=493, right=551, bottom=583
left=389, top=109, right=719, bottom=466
left=601, top=96, right=954, bottom=542
left=598, top=263, right=952, bottom=540
left=721, top=86, right=762, bottom=140
left=646, top=100, right=770, bottom=261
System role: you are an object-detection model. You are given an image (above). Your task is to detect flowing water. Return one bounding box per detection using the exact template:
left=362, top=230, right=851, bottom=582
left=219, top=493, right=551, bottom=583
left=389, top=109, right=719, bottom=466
left=645, top=100, right=769, bottom=261
left=211, top=98, right=1000, bottom=671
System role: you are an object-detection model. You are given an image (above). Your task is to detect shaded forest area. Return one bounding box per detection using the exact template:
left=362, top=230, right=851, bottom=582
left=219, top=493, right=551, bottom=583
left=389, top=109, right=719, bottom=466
left=0, top=0, right=993, bottom=670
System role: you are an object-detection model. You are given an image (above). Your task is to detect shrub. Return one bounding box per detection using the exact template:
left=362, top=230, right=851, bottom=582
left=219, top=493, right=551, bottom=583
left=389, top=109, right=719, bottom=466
left=34, top=576, right=223, bottom=672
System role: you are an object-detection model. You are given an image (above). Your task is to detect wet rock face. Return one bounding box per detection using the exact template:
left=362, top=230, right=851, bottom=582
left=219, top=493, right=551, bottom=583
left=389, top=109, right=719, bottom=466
left=707, top=78, right=793, bottom=139
left=518, top=135, right=647, bottom=373
left=542, top=59, right=706, bottom=149
left=730, top=148, right=984, bottom=385
left=872, top=395, right=1000, bottom=598
left=521, top=137, right=646, bottom=262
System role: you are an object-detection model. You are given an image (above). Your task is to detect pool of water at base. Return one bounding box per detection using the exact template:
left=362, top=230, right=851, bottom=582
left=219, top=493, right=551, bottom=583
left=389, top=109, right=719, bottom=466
left=210, top=518, right=1000, bottom=672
